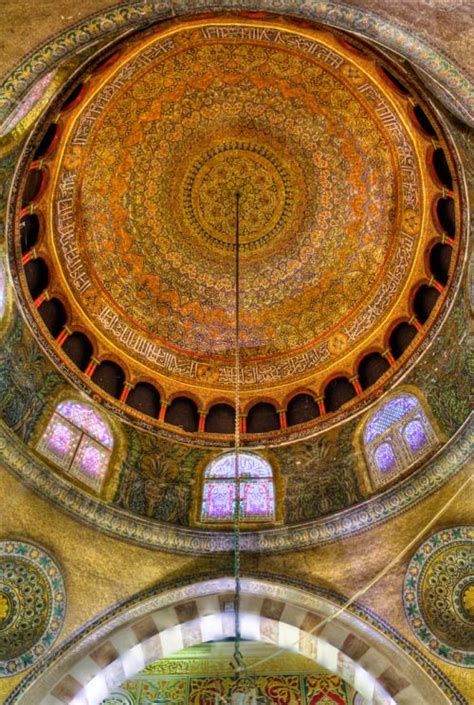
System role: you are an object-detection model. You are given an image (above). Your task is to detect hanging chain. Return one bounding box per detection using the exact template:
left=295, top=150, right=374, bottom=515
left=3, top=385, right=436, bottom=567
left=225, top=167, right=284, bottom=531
left=233, top=192, right=243, bottom=673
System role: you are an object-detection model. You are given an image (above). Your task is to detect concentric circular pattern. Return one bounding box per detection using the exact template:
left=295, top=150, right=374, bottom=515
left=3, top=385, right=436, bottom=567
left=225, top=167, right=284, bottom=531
left=0, top=541, right=65, bottom=676
left=76, top=30, right=396, bottom=359
left=184, top=142, right=291, bottom=251
left=404, top=527, right=474, bottom=667
left=11, top=16, right=461, bottom=441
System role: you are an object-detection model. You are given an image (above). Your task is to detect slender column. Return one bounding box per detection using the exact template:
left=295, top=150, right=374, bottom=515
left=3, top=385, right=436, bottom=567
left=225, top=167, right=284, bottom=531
left=408, top=314, right=422, bottom=332
left=198, top=410, right=207, bottom=433
left=428, top=276, right=445, bottom=294
left=21, top=248, right=37, bottom=265
left=158, top=400, right=169, bottom=422
left=382, top=348, right=396, bottom=367
left=84, top=356, right=99, bottom=377
left=55, top=325, right=71, bottom=347
left=316, top=395, right=326, bottom=415
left=119, top=381, right=134, bottom=403
left=278, top=409, right=287, bottom=430
left=20, top=204, right=35, bottom=219
left=350, top=375, right=363, bottom=395
left=34, top=289, right=49, bottom=308
left=441, top=233, right=455, bottom=246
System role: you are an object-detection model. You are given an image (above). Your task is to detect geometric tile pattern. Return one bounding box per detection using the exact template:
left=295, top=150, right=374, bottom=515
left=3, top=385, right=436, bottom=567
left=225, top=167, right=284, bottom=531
left=0, top=541, right=65, bottom=677
left=404, top=526, right=474, bottom=668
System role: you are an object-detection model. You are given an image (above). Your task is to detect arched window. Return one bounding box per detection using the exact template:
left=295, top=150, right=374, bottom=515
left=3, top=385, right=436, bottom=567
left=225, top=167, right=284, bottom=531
left=201, top=452, right=275, bottom=523
left=363, top=393, right=437, bottom=487
left=38, top=400, right=113, bottom=492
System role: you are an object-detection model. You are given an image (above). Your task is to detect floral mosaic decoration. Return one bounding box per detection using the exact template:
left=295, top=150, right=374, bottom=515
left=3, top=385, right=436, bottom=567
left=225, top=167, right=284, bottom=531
left=0, top=541, right=66, bottom=677
left=403, top=526, right=474, bottom=668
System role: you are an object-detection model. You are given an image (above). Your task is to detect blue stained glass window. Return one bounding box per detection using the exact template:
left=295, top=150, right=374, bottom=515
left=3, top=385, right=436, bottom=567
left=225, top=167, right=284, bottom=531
left=363, top=392, right=437, bottom=487
left=403, top=419, right=428, bottom=453
left=374, top=442, right=396, bottom=473
left=364, top=394, right=419, bottom=443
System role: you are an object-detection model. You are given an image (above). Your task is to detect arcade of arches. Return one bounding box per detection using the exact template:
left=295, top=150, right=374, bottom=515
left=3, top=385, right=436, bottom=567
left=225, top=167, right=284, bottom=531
left=0, top=2, right=472, bottom=705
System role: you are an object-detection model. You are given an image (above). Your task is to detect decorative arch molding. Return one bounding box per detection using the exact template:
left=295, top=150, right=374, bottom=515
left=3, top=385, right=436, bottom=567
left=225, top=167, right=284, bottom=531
left=5, top=574, right=465, bottom=705
left=0, top=415, right=471, bottom=554
left=0, top=1, right=472, bottom=130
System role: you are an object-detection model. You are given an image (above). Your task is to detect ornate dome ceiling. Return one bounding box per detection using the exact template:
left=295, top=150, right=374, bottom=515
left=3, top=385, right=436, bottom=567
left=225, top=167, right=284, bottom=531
left=9, top=15, right=463, bottom=443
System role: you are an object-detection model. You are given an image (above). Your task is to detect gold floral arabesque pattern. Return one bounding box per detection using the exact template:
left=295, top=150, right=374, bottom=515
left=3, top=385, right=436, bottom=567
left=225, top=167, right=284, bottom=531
left=78, top=37, right=395, bottom=357
left=51, top=23, right=411, bottom=378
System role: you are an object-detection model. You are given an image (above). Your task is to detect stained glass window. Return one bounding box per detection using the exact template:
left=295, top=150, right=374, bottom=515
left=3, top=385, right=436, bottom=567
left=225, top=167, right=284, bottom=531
left=201, top=452, right=275, bottom=523
left=38, top=400, right=112, bottom=492
left=374, top=441, right=396, bottom=474
left=403, top=419, right=428, bottom=453
left=363, top=393, right=437, bottom=488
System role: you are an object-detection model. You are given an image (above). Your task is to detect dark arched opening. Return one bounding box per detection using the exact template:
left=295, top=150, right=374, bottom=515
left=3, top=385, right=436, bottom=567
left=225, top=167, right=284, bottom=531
left=205, top=404, right=235, bottom=434
left=287, top=394, right=319, bottom=426
left=246, top=402, right=280, bottom=434
left=165, top=397, right=199, bottom=433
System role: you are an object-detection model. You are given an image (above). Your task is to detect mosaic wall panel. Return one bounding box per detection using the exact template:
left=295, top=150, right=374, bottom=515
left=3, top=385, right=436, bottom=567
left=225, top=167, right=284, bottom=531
left=0, top=540, right=65, bottom=677
left=102, top=672, right=355, bottom=705
left=404, top=526, right=474, bottom=667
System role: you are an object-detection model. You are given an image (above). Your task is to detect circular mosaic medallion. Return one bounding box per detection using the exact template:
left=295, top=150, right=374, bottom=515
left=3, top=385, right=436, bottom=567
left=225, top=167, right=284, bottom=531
left=183, top=142, right=291, bottom=251
left=0, top=541, right=66, bottom=676
left=404, top=526, right=474, bottom=667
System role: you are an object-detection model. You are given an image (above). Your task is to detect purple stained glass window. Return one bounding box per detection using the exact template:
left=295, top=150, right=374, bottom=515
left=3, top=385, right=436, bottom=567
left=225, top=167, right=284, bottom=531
left=374, top=442, right=396, bottom=473
left=364, top=394, right=419, bottom=443
left=57, top=400, right=112, bottom=448
left=201, top=452, right=275, bottom=522
left=46, top=421, right=73, bottom=459
left=403, top=419, right=428, bottom=453
left=39, top=401, right=112, bottom=492
left=241, top=480, right=275, bottom=520
left=202, top=481, right=235, bottom=520
left=205, top=452, right=272, bottom=479
left=77, top=443, right=105, bottom=478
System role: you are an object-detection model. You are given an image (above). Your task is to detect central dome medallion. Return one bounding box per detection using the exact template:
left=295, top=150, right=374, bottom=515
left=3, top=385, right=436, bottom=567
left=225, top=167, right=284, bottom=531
left=15, top=15, right=457, bottom=438
left=184, top=141, right=290, bottom=251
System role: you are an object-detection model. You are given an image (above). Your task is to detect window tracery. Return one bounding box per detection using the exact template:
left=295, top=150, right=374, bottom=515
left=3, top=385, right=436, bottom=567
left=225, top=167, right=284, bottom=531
left=363, top=392, right=437, bottom=487
left=38, top=400, right=112, bottom=492
left=201, top=452, right=275, bottom=523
